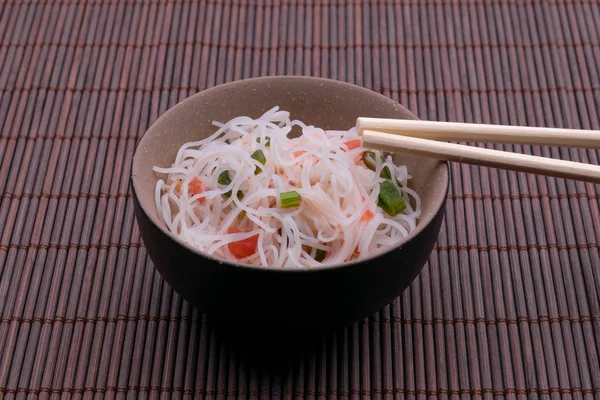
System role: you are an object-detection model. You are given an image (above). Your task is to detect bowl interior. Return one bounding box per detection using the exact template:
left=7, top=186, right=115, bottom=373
left=131, top=76, right=448, bottom=268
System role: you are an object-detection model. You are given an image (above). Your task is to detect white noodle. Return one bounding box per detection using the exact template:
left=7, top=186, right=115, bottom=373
left=153, top=107, right=422, bottom=268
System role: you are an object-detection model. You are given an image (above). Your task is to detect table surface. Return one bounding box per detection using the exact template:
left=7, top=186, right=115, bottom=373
left=1, top=0, right=600, bottom=398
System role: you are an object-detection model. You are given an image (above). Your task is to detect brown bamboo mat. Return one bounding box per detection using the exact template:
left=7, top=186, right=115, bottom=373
left=1, top=0, right=600, bottom=398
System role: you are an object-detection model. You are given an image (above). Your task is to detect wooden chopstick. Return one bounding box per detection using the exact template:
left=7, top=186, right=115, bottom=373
left=357, top=118, right=600, bottom=148
left=361, top=129, right=600, bottom=184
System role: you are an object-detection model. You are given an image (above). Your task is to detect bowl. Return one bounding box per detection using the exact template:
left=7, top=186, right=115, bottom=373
left=131, top=76, right=448, bottom=328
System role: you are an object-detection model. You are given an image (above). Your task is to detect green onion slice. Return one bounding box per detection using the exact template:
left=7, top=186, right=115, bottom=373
left=362, top=151, right=392, bottom=179
left=224, top=190, right=244, bottom=200
left=362, top=151, right=377, bottom=170
left=303, top=245, right=327, bottom=262
left=219, top=171, right=244, bottom=200
left=314, top=248, right=327, bottom=262
left=219, top=170, right=233, bottom=198
left=251, top=149, right=266, bottom=164
left=380, top=166, right=392, bottom=180
left=377, top=180, right=406, bottom=217
left=251, top=149, right=267, bottom=175
left=280, top=190, right=301, bottom=208
left=218, top=170, right=231, bottom=186
left=256, top=136, right=271, bottom=147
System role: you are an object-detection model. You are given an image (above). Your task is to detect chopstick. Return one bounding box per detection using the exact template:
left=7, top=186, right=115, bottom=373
left=357, top=118, right=600, bottom=148
left=357, top=119, right=600, bottom=184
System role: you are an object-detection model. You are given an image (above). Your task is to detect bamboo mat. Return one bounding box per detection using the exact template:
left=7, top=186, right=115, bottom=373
left=1, top=0, right=600, bottom=398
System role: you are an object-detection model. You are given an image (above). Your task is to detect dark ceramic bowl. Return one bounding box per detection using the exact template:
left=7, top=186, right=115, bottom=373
left=131, top=76, right=448, bottom=328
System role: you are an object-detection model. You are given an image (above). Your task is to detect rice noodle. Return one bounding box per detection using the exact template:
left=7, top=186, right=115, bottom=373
left=153, top=106, right=422, bottom=268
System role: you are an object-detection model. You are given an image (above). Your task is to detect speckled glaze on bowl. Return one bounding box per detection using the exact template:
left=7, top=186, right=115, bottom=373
left=131, top=76, right=448, bottom=327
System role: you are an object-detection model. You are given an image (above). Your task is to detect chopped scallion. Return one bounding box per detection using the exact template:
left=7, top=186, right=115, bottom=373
left=280, top=190, right=301, bottom=208
left=251, top=149, right=266, bottom=164
left=303, top=245, right=327, bottom=262
left=314, top=248, right=327, bottom=262
left=380, top=165, right=392, bottom=180
left=377, top=180, right=406, bottom=217
left=362, top=151, right=376, bottom=170
left=219, top=170, right=244, bottom=200
left=362, top=151, right=392, bottom=179
left=251, top=149, right=267, bottom=174
left=218, top=170, right=231, bottom=186
left=224, top=189, right=244, bottom=199
left=256, top=136, right=271, bottom=146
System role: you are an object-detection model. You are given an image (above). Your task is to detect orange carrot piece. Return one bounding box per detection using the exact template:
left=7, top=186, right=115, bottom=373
left=361, top=209, right=374, bottom=222
left=293, top=150, right=306, bottom=158
left=227, top=227, right=259, bottom=259
left=188, top=177, right=205, bottom=202
left=342, top=139, right=362, bottom=151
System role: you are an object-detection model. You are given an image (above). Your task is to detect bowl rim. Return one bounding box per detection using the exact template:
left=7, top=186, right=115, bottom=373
left=131, top=75, right=449, bottom=273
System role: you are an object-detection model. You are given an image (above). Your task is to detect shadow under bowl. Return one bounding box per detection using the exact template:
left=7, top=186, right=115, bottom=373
left=131, top=76, right=449, bottom=330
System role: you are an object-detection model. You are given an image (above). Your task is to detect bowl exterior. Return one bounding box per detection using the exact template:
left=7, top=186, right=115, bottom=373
left=133, top=189, right=446, bottom=326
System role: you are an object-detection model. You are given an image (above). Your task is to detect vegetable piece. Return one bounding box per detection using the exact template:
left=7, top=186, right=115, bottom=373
left=224, top=190, right=244, bottom=200
left=377, top=180, right=406, bottom=217
left=251, top=149, right=267, bottom=174
left=280, top=190, right=301, bottom=208
left=251, top=149, right=266, bottom=164
left=256, top=136, right=271, bottom=146
left=188, top=177, right=205, bottom=201
left=380, top=167, right=392, bottom=180
left=342, top=139, right=362, bottom=151
left=303, top=245, right=327, bottom=262
left=361, top=151, right=377, bottom=170
left=362, top=151, right=392, bottom=179
left=314, top=248, right=327, bottom=262
left=219, top=170, right=244, bottom=199
left=361, top=209, right=374, bottom=222
left=227, top=227, right=259, bottom=258
left=218, top=170, right=231, bottom=186
left=292, top=150, right=306, bottom=158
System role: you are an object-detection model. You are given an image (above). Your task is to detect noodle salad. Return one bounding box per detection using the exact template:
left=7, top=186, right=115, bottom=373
left=153, top=107, right=421, bottom=268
